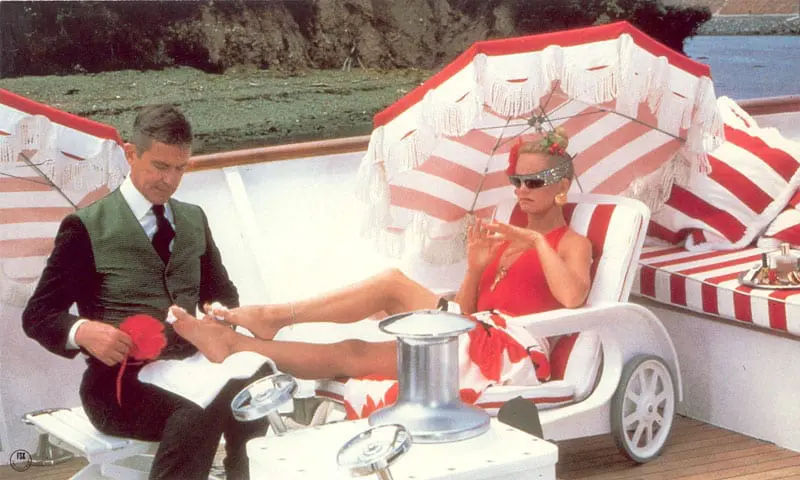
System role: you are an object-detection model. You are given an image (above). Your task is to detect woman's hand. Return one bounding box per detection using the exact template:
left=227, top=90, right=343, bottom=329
left=483, top=221, right=544, bottom=249
left=466, top=217, right=504, bottom=272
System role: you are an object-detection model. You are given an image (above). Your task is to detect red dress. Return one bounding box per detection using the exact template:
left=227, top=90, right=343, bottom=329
left=342, top=226, right=572, bottom=419
left=477, top=225, right=570, bottom=315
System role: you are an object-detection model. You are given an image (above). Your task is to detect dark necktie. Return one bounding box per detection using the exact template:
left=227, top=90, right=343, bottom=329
left=151, top=204, right=175, bottom=264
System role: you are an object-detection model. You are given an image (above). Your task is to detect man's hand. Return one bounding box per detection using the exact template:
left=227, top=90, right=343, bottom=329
left=75, top=321, right=133, bottom=366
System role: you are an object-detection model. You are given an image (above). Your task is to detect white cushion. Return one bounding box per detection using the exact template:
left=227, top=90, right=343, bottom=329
left=560, top=332, right=602, bottom=401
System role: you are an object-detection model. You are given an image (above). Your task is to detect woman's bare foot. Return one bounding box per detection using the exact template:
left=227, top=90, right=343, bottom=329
left=210, top=304, right=289, bottom=340
left=170, top=306, right=238, bottom=363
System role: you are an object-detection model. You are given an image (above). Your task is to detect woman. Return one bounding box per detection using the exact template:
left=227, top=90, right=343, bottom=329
left=171, top=129, right=593, bottom=412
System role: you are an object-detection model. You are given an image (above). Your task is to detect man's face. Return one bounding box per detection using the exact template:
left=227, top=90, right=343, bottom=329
left=125, top=140, right=191, bottom=205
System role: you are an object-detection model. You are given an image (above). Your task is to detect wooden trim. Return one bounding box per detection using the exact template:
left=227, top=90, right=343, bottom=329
left=738, top=95, right=800, bottom=116
left=188, top=95, right=800, bottom=172
left=189, top=135, right=370, bottom=172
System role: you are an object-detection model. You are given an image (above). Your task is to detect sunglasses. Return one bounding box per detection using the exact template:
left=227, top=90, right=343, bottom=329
left=508, top=160, right=574, bottom=189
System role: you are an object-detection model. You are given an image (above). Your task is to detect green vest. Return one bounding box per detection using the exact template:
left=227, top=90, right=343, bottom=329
left=76, top=190, right=206, bottom=352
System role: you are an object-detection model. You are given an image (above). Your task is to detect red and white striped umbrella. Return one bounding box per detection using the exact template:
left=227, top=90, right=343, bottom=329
left=0, top=89, right=127, bottom=307
left=357, top=22, right=725, bottom=263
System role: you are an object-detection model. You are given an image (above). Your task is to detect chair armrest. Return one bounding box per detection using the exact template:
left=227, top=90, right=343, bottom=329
left=505, top=303, right=627, bottom=337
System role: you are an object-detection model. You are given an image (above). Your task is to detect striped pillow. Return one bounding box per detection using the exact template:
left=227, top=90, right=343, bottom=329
left=757, top=189, right=800, bottom=248
left=648, top=97, right=800, bottom=251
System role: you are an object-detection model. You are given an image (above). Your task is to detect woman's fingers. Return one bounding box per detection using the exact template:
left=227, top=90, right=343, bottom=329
left=483, top=221, right=514, bottom=234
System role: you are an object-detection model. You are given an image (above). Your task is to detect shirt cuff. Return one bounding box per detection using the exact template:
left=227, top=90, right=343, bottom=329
left=66, top=319, right=89, bottom=350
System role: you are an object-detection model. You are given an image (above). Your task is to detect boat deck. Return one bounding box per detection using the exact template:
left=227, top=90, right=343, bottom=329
left=2, top=416, right=798, bottom=479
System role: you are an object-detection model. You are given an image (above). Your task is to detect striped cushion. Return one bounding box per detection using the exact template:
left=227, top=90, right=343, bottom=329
left=314, top=378, right=576, bottom=416
left=648, top=97, right=800, bottom=251
left=634, top=245, right=800, bottom=337
left=758, top=190, right=800, bottom=249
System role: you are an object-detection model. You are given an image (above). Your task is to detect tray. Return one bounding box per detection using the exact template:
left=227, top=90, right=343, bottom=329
left=737, top=270, right=800, bottom=290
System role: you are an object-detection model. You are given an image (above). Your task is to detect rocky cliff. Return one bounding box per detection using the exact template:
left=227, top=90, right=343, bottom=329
left=0, top=0, right=711, bottom=78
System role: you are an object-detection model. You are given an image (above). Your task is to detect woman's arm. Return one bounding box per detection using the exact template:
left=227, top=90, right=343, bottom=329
left=455, top=218, right=503, bottom=315
left=454, top=268, right=483, bottom=315
left=532, top=232, right=592, bottom=308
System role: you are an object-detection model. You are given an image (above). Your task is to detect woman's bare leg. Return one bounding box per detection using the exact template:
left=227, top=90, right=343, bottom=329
left=225, top=268, right=440, bottom=339
left=171, top=307, right=397, bottom=379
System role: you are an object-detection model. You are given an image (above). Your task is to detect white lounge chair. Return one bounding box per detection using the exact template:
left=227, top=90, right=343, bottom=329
left=313, top=193, right=683, bottom=462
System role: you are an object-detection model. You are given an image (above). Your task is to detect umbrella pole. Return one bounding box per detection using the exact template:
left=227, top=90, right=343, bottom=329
left=468, top=117, right=514, bottom=215
left=19, top=151, right=78, bottom=210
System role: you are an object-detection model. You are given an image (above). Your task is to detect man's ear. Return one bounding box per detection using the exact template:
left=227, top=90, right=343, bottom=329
left=123, top=143, right=137, bottom=167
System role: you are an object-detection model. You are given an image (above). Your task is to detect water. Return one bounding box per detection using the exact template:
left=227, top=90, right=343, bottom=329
left=684, top=35, right=800, bottom=100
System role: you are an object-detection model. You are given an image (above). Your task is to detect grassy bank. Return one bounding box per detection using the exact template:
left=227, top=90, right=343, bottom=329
left=0, top=67, right=434, bottom=154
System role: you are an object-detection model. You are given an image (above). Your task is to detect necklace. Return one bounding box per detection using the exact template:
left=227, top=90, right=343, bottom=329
left=490, top=243, right=525, bottom=291
left=490, top=266, right=508, bottom=291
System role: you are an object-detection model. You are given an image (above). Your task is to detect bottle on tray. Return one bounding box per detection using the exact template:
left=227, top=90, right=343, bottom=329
left=775, top=242, right=796, bottom=284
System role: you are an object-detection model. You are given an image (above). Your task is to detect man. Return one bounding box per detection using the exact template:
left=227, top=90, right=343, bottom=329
left=23, top=104, right=269, bottom=479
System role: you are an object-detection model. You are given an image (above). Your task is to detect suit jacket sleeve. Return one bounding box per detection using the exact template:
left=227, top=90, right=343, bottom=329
left=22, top=214, right=94, bottom=359
left=198, top=209, right=240, bottom=309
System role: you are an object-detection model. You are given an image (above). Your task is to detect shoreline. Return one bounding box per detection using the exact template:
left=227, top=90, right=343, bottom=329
left=698, top=14, right=800, bottom=35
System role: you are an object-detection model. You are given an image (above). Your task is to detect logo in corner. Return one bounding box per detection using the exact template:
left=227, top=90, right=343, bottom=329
left=9, top=449, right=33, bottom=472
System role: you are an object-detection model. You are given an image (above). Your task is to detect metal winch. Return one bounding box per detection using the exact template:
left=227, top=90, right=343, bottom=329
left=368, top=309, right=490, bottom=443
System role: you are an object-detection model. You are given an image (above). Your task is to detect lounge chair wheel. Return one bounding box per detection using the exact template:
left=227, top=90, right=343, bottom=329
left=231, top=373, right=297, bottom=435
left=337, top=424, right=412, bottom=480
left=611, top=354, right=676, bottom=463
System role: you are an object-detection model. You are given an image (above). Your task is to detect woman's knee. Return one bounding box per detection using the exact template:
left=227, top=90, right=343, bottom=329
left=377, top=267, right=408, bottom=287
left=338, top=340, right=392, bottom=377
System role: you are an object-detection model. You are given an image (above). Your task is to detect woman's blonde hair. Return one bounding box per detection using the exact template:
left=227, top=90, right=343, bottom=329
left=506, top=128, right=571, bottom=175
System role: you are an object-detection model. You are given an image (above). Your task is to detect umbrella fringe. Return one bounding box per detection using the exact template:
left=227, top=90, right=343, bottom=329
left=423, top=88, right=481, bottom=138
left=419, top=217, right=471, bottom=265
left=564, top=63, right=619, bottom=106
left=475, top=48, right=562, bottom=119
left=375, top=228, right=407, bottom=259
left=49, top=140, right=126, bottom=196
left=646, top=57, right=671, bottom=114
left=0, top=260, right=41, bottom=308
left=618, top=36, right=668, bottom=120
left=359, top=181, right=391, bottom=238
left=17, top=115, right=53, bottom=152
left=1, top=114, right=127, bottom=199
left=355, top=149, right=388, bottom=203
left=621, top=153, right=691, bottom=213
left=0, top=136, right=15, bottom=165
left=386, top=127, right=434, bottom=173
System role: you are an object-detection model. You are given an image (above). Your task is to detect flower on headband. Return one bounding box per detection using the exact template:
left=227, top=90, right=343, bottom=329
left=548, top=142, right=566, bottom=156
left=505, top=138, right=524, bottom=176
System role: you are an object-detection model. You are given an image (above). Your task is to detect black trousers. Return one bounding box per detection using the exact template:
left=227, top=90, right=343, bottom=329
left=80, top=360, right=271, bottom=480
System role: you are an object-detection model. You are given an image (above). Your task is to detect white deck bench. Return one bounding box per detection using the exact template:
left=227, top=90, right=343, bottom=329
left=631, top=245, right=800, bottom=452
left=23, top=407, right=157, bottom=479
